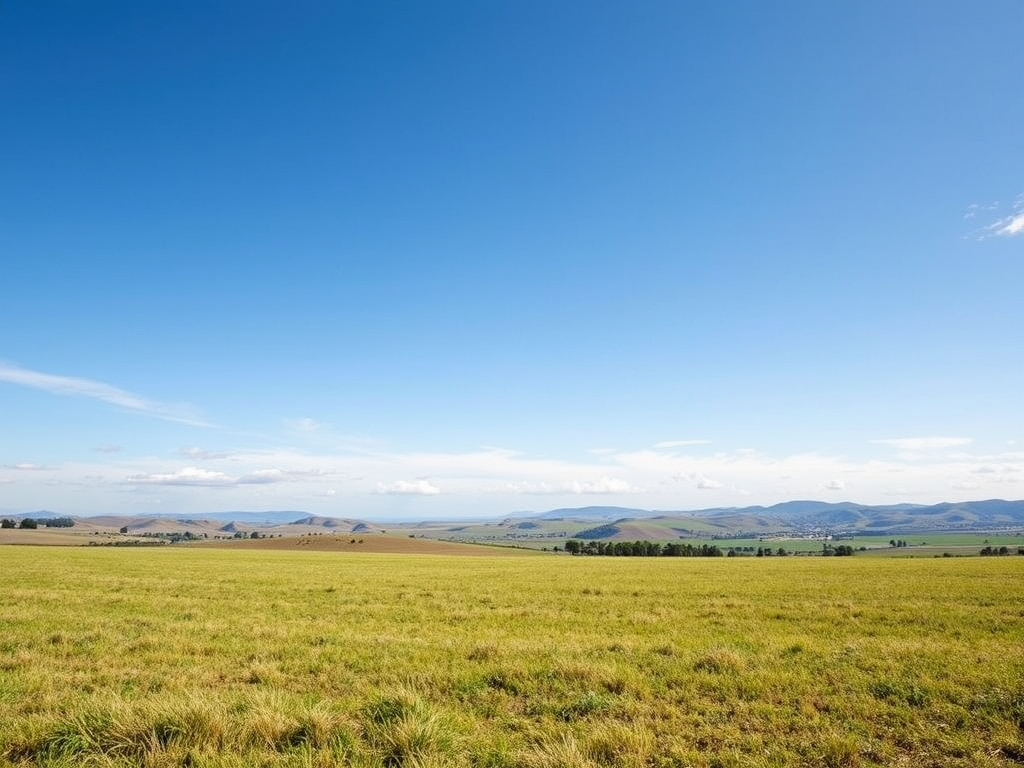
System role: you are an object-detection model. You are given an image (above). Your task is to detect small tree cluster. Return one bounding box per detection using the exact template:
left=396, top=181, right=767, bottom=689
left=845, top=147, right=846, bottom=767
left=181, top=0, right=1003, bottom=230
left=755, top=547, right=789, bottom=557
left=889, top=539, right=909, bottom=548
left=979, top=545, right=1013, bottom=556
left=0, top=518, right=16, bottom=529
left=564, top=540, right=723, bottom=557
left=822, top=543, right=855, bottom=556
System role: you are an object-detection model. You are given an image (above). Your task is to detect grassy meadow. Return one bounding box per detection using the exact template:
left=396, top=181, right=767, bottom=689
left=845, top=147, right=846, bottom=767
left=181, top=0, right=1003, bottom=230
left=1, top=547, right=1022, bottom=767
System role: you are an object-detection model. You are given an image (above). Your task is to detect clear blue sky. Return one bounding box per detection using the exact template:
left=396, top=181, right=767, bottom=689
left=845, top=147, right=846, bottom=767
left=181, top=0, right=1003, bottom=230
left=2, top=1, right=1022, bottom=518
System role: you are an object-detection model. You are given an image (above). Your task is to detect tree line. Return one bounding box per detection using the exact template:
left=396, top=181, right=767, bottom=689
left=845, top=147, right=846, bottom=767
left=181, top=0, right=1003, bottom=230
left=979, top=546, right=1024, bottom=556
left=562, top=540, right=724, bottom=557
left=1, top=517, right=74, bottom=529
left=559, top=539, right=860, bottom=557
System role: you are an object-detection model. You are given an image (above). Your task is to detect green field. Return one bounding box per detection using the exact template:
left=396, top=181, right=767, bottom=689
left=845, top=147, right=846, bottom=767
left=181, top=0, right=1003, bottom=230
left=427, top=526, right=1024, bottom=555
left=1, top=548, right=1023, bottom=767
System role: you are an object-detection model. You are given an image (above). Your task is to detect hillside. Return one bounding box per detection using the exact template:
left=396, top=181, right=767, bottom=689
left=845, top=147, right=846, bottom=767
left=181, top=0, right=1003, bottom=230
left=3, top=500, right=1023, bottom=549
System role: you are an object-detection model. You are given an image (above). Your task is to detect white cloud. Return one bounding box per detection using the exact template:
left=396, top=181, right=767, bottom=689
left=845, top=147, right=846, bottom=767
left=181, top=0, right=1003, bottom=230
left=488, top=481, right=560, bottom=495
left=654, top=440, right=711, bottom=449
left=7, top=463, right=49, bottom=471
left=974, top=194, right=1024, bottom=238
left=286, top=417, right=323, bottom=432
left=950, top=480, right=981, bottom=490
left=13, top=434, right=1024, bottom=518
left=124, top=466, right=326, bottom=487
left=881, top=487, right=912, bottom=497
left=825, top=479, right=846, bottom=491
left=126, top=467, right=236, bottom=487
left=963, top=202, right=999, bottom=221
left=872, top=437, right=972, bottom=451
left=491, top=477, right=638, bottom=495
left=180, top=447, right=228, bottom=460
left=238, top=469, right=287, bottom=485
left=567, top=476, right=637, bottom=494
left=0, top=362, right=209, bottom=426
left=377, top=479, right=441, bottom=495
left=93, top=444, right=122, bottom=454
left=992, top=211, right=1024, bottom=236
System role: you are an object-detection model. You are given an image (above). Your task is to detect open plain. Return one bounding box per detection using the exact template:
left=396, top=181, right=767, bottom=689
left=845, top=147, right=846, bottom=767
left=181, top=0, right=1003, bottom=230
left=1, top=547, right=1022, bottom=767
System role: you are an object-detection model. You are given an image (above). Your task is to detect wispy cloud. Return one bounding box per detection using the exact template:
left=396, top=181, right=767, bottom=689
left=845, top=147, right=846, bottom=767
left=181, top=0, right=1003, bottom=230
left=654, top=440, right=710, bottom=449
left=179, top=447, right=228, bottom=461
left=377, top=479, right=441, bottom=495
left=971, top=194, right=1024, bottom=239
left=13, top=438, right=1024, bottom=517
left=126, top=467, right=236, bottom=487
left=125, top=466, right=334, bottom=487
left=872, top=437, right=972, bottom=451
left=487, top=476, right=639, bottom=495
left=285, top=417, right=322, bottom=432
left=5, top=463, right=50, bottom=471
left=0, top=362, right=210, bottom=426
left=696, top=475, right=722, bottom=490
left=93, top=444, right=122, bottom=454
left=963, top=201, right=999, bottom=221
left=567, top=476, right=637, bottom=494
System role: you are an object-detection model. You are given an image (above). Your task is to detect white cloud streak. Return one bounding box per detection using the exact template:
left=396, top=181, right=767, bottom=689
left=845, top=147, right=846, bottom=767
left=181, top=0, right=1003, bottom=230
left=377, top=479, right=441, bottom=496
left=125, top=466, right=334, bottom=487
left=0, top=362, right=209, bottom=426
left=179, top=447, right=228, bottom=460
left=992, top=211, right=1024, bottom=236
left=654, top=440, right=710, bottom=449
left=876, top=438, right=970, bottom=450
left=872, top=437, right=972, bottom=451
left=8, top=439, right=1024, bottom=518
left=973, top=194, right=1024, bottom=238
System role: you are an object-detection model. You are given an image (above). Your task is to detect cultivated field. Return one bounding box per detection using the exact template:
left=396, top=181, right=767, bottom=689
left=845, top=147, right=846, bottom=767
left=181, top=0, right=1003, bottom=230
left=0, top=548, right=1022, bottom=767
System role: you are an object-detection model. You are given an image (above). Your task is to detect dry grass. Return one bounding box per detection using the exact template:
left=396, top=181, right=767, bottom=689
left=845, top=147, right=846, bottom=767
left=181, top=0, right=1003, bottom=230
left=1, top=547, right=1022, bottom=767
left=196, top=533, right=536, bottom=556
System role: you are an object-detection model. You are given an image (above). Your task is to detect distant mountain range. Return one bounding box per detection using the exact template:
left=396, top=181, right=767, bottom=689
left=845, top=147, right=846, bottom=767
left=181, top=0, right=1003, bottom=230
left=6, top=499, right=1024, bottom=539
left=526, top=499, right=1024, bottom=534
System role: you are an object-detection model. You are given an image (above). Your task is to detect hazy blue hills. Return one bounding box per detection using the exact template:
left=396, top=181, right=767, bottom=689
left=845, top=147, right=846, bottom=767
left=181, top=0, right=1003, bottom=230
left=525, top=499, right=1024, bottom=534
left=6, top=500, right=1024, bottom=538
left=533, top=506, right=652, bottom=521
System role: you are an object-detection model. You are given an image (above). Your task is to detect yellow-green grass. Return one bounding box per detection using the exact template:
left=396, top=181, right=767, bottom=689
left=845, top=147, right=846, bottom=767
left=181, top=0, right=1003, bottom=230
left=1, top=548, right=1022, bottom=767
left=503, top=533, right=1024, bottom=555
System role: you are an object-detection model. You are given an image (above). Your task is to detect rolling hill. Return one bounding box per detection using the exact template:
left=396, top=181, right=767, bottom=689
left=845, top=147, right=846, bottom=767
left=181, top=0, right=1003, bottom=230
left=4, top=500, right=1023, bottom=547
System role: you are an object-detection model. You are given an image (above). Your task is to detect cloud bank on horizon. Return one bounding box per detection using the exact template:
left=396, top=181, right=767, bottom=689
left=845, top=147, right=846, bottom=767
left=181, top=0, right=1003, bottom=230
left=1, top=362, right=1021, bottom=519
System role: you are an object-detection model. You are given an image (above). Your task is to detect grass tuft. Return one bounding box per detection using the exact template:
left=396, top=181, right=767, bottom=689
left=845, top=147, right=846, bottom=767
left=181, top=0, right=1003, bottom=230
left=693, top=647, right=744, bottom=674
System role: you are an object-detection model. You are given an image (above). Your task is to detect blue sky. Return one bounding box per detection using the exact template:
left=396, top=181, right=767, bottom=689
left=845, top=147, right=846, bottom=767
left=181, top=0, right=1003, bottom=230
left=1, top=1, right=1022, bottom=519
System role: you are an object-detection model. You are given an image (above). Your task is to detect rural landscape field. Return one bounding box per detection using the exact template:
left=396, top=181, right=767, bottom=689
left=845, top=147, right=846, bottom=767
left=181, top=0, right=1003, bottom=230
left=2, top=545, right=1022, bottom=767
left=3, top=3, right=1024, bottom=768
